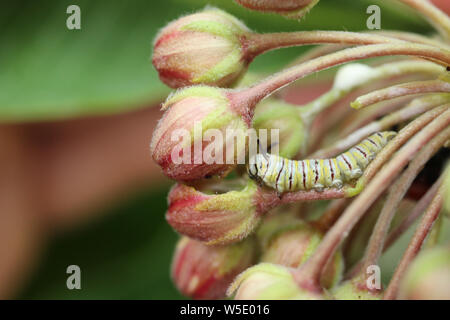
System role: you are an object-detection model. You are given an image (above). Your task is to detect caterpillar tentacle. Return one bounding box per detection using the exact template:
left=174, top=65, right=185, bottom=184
left=248, top=131, right=397, bottom=193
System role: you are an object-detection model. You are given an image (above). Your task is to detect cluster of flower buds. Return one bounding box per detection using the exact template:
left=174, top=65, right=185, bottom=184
left=150, top=0, right=450, bottom=300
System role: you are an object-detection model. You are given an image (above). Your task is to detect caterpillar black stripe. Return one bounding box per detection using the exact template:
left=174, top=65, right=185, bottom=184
left=248, top=131, right=397, bottom=193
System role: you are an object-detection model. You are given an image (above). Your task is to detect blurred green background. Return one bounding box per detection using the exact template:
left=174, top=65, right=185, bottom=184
left=1, top=0, right=446, bottom=299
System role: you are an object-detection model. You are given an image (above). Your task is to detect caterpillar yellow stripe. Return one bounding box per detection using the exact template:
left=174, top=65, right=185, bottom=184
left=248, top=131, right=397, bottom=193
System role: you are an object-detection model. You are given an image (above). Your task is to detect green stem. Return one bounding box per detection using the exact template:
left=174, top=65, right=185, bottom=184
left=397, top=0, right=450, bottom=40
left=384, top=185, right=445, bottom=299
left=233, top=43, right=450, bottom=113
left=293, top=109, right=450, bottom=291
left=313, top=94, right=450, bottom=158
left=355, top=128, right=448, bottom=290
left=351, top=80, right=450, bottom=109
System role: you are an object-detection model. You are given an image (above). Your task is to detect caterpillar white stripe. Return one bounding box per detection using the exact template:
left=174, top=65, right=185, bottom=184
left=248, top=131, right=397, bottom=193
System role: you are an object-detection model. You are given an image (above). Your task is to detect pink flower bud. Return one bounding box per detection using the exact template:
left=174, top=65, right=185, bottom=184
left=398, top=246, right=450, bottom=300
left=332, top=278, right=383, bottom=300
left=235, top=0, right=319, bottom=19
left=171, top=236, right=258, bottom=299
left=150, top=86, right=250, bottom=181
left=260, top=222, right=344, bottom=289
left=166, top=180, right=279, bottom=245
left=253, top=99, right=306, bottom=158
left=152, top=8, right=251, bottom=88
left=228, top=263, right=325, bottom=299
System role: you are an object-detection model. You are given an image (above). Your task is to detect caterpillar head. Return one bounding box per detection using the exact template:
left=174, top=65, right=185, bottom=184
left=248, top=153, right=269, bottom=183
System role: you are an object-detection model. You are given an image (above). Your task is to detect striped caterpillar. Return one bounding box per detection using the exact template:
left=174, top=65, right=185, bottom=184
left=248, top=131, right=397, bottom=193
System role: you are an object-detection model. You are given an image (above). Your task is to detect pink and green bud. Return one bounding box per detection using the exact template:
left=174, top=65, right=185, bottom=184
left=261, top=223, right=344, bottom=289
left=332, top=278, right=383, bottom=300
left=150, top=86, right=249, bottom=181
left=171, top=236, right=257, bottom=299
left=152, top=8, right=251, bottom=88
left=443, top=163, right=450, bottom=217
left=255, top=209, right=303, bottom=249
left=228, top=263, right=324, bottom=300
left=253, top=99, right=306, bottom=158
left=398, top=246, right=450, bottom=300
left=166, top=180, right=279, bottom=245
left=235, top=0, right=319, bottom=19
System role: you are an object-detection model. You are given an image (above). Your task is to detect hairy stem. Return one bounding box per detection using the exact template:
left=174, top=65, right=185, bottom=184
left=293, top=109, right=450, bottom=292
left=351, top=80, right=450, bottom=109
left=247, top=31, right=401, bottom=58
left=384, top=176, right=442, bottom=250
left=311, top=198, right=351, bottom=232
left=384, top=186, right=444, bottom=299
left=346, top=104, right=449, bottom=197
left=231, top=44, right=450, bottom=112
left=313, top=95, right=450, bottom=158
left=300, top=60, right=444, bottom=124
left=356, top=128, right=448, bottom=288
left=397, top=0, right=450, bottom=40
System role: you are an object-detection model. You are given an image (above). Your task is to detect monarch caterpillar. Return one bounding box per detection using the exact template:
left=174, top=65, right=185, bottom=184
left=248, top=131, right=397, bottom=193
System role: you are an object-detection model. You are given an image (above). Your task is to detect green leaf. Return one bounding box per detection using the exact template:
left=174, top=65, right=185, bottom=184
left=1, top=0, right=432, bottom=122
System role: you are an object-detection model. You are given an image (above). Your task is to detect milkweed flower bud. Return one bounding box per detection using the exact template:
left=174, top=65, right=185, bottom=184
left=166, top=180, right=279, bottom=245
left=256, top=209, right=303, bottom=249
left=235, top=0, right=319, bottom=19
left=150, top=86, right=249, bottom=181
left=152, top=8, right=251, bottom=88
left=398, top=246, right=450, bottom=300
left=171, top=236, right=258, bottom=299
left=253, top=99, right=306, bottom=158
left=443, top=163, right=450, bottom=217
left=332, top=278, right=383, bottom=300
left=228, top=263, right=324, bottom=299
left=261, top=223, right=344, bottom=289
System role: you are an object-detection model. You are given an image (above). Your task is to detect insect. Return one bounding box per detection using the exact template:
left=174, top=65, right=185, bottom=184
left=248, top=131, right=397, bottom=193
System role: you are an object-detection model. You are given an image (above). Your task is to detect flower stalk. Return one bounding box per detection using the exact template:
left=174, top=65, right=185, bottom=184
left=313, top=94, right=450, bottom=158
left=383, top=185, right=445, bottom=299
left=351, top=80, right=450, bottom=110
left=354, top=127, right=449, bottom=291
left=292, top=109, right=450, bottom=293
left=397, top=0, right=450, bottom=40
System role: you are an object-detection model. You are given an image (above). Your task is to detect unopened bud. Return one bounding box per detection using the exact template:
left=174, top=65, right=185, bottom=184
left=398, top=246, right=450, bottom=300
left=153, top=8, right=251, bottom=88
left=235, top=0, right=319, bottom=19
left=443, top=163, right=450, bottom=217
left=261, top=223, right=343, bottom=288
left=228, top=263, right=324, bottom=299
left=166, top=180, right=278, bottom=245
left=150, top=86, right=248, bottom=181
left=332, top=278, right=383, bottom=300
left=253, top=99, right=306, bottom=158
left=172, top=236, right=257, bottom=299
left=256, top=209, right=303, bottom=249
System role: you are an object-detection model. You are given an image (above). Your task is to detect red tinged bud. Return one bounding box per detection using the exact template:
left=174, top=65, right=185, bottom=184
left=166, top=180, right=279, bottom=245
left=260, top=222, right=344, bottom=289
left=152, top=8, right=251, bottom=88
left=398, top=246, right=450, bottom=300
left=150, top=86, right=250, bottom=181
left=228, top=263, right=325, bottom=299
left=171, top=236, right=257, bottom=299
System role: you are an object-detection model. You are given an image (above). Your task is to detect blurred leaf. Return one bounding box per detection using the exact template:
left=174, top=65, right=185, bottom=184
left=19, top=188, right=184, bottom=300
left=0, top=0, right=431, bottom=123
